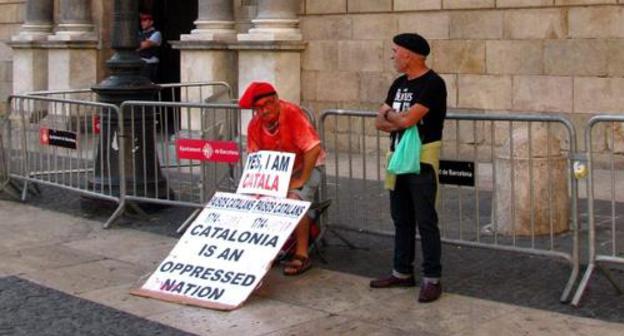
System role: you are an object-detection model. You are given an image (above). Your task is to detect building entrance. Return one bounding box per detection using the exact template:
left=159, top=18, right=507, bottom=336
left=142, top=0, right=197, bottom=85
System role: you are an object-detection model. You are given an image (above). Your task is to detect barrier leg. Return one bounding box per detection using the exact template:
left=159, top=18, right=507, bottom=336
left=30, top=183, right=41, bottom=195
left=104, top=201, right=126, bottom=229
left=571, top=263, right=595, bottom=306
left=127, top=202, right=149, bottom=218
left=597, top=263, right=624, bottom=295
left=1, top=180, right=21, bottom=200
left=20, top=180, right=29, bottom=201
left=177, top=208, right=201, bottom=234
left=560, top=262, right=579, bottom=303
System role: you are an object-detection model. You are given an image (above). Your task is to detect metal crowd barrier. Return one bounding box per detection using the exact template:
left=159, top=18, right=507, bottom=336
left=114, top=101, right=244, bottom=229
left=25, top=81, right=233, bottom=104
left=0, top=115, right=10, bottom=195
left=319, top=109, right=580, bottom=303
left=115, top=102, right=316, bottom=231
left=7, top=95, right=125, bottom=227
left=572, top=115, right=624, bottom=306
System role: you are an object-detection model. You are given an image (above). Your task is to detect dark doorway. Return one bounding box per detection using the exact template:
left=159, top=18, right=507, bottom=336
left=141, top=0, right=197, bottom=85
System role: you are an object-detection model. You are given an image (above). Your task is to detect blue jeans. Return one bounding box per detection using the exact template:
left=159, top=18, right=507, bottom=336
left=390, top=163, right=442, bottom=278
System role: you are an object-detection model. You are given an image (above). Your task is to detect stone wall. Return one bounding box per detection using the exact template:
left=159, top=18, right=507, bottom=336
left=299, top=0, right=624, bottom=152
left=0, top=0, right=24, bottom=116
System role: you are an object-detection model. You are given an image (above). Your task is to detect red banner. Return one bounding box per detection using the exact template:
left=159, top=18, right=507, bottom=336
left=176, top=139, right=240, bottom=163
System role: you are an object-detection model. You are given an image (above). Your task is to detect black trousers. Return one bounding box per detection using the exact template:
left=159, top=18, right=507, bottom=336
left=390, top=163, right=442, bottom=278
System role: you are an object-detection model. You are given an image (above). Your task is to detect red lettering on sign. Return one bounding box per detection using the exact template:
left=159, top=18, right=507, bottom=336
left=241, top=173, right=279, bottom=191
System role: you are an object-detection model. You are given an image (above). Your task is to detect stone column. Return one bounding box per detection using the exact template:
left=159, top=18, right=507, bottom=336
left=245, top=0, right=302, bottom=40
left=235, top=0, right=305, bottom=129
left=18, top=0, right=54, bottom=39
left=10, top=0, right=54, bottom=93
left=186, top=0, right=237, bottom=41
left=46, top=0, right=97, bottom=92
left=50, top=0, right=96, bottom=40
left=172, top=0, right=239, bottom=129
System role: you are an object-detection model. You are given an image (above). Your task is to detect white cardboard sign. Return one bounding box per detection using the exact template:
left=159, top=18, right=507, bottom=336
left=132, top=192, right=310, bottom=311
left=236, top=150, right=295, bottom=198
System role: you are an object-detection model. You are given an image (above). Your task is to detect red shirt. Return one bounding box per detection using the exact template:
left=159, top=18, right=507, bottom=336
left=247, top=100, right=325, bottom=174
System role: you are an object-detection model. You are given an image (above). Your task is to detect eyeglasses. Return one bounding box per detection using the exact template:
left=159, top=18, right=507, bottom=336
left=253, top=97, right=276, bottom=110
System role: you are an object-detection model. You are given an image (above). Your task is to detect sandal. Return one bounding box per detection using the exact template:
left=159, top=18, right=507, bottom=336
left=283, top=254, right=312, bottom=276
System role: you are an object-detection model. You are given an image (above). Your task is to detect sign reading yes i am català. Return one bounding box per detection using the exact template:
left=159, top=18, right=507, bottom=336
left=132, top=192, right=310, bottom=311
left=236, top=151, right=295, bottom=198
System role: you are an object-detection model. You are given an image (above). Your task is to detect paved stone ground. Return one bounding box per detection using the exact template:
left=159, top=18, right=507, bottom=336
left=4, top=183, right=624, bottom=322
left=2, top=181, right=624, bottom=336
left=317, top=229, right=624, bottom=322
left=0, top=276, right=192, bottom=336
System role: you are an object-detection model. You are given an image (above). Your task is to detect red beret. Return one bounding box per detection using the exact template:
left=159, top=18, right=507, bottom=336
left=238, top=81, right=277, bottom=109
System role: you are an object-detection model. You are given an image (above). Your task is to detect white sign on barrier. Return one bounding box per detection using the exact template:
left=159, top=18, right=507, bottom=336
left=236, top=150, right=295, bottom=198
left=132, top=192, right=310, bottom=311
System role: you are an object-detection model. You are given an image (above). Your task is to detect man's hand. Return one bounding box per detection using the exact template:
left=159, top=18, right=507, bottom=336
left=289, top=144, right=321, bottom=192
left=376, top=105, right=400, bottom=133
left=288, top=176, right=306, bottom=190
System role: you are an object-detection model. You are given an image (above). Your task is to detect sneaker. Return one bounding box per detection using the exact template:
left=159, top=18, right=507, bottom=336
left=418, top=281, right=442, bottom=303
left=370, top=275, right=416, bottom=288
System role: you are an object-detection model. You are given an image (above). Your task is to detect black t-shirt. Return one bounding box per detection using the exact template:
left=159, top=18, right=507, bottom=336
left=384, top=70, right=447, bottom=149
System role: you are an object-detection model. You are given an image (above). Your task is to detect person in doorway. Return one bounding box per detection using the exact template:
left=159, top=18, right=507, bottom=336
left=137, top=12, right=162, bottom=82
left=371, top=33, right=447, bottom=303
left=239, top=81, right=326, bottom=276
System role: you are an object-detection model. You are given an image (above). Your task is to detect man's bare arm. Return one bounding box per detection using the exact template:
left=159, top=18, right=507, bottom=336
left=289, top=144, right=321, bottom=190
left=385, top=103, right=429, bottom=129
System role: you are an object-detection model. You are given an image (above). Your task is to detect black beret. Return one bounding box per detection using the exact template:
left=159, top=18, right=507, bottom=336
left=393, top=33, right=430, bottom=56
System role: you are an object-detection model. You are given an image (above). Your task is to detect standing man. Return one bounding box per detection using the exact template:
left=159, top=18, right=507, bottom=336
left=371, top=33, right=447, bottom=303
left=137, top=12, right=162, bottom=82
left=239, top=81, right=326, bottom=276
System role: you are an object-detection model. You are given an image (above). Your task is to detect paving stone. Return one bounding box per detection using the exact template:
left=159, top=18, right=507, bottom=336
left=147, top=295, right=328, bottom=336
left=79, top=283, right=181, bottom=318
left=0, top=276, right=193, bottom=336
left=21, top=259, right=149, bottom=295
left=264, top=315, right=416, bottom=336
left=256, top=268, right=408, bottom=314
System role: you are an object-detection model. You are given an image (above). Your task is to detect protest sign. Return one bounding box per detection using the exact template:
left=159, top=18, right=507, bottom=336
left=132, top=192, right=311, bottom=311
left=236, top=150, right=295, bottom=198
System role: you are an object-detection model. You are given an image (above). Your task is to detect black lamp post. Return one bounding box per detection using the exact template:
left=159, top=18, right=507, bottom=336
left=91, top=0, right=167, bottom=198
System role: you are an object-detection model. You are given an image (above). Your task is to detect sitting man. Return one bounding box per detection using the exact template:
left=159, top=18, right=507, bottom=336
left=239, top=81, right=325, bottom=276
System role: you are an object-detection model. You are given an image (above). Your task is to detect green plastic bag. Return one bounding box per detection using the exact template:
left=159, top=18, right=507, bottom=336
left=387, top=126, right=421, bottom=175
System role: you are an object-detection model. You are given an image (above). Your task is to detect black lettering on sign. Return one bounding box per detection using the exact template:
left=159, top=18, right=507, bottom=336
left=216, top=248, right=244, bottom=262
left=439, top=160, right=475, bottom=186
left=271, top=155, right=290, bottom=172
left=198, top=244, right=218, bottom=257
left=159, top=279, right=225, bottom=300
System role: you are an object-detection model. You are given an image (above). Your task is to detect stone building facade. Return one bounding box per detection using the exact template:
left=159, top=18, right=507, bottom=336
left=0, top=0, right=623, bottom=150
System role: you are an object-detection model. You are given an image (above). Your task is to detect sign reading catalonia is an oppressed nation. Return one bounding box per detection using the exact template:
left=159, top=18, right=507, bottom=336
left=132, top=192, right=310, bottom=310
left=236, top=150, right=295, bottom=198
